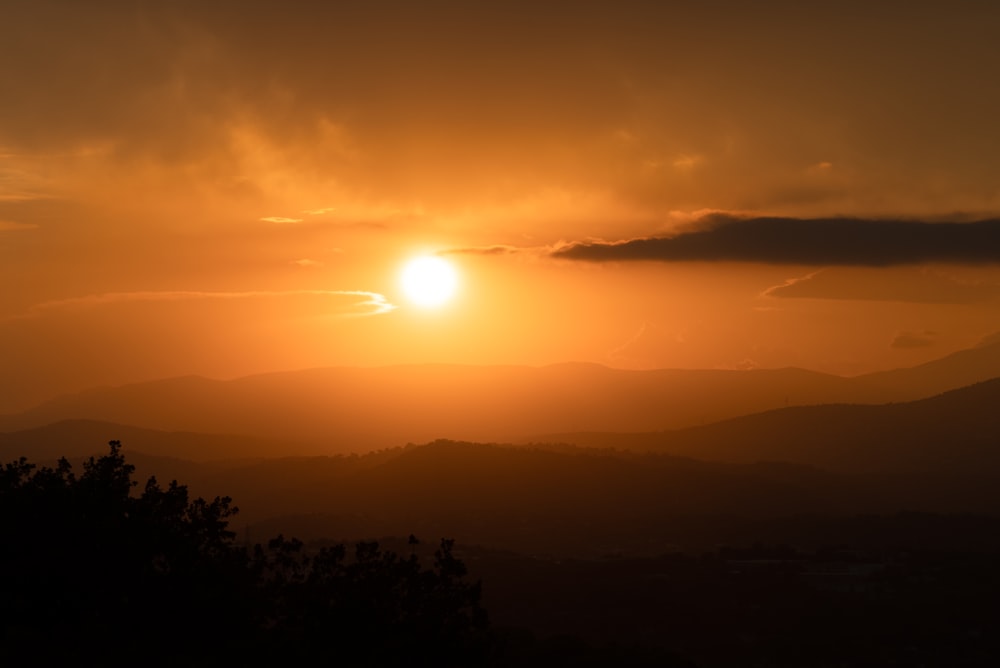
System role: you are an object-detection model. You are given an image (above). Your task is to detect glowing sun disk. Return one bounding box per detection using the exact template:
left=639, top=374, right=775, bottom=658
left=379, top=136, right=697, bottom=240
left=400, top=256, right=458, bottom=307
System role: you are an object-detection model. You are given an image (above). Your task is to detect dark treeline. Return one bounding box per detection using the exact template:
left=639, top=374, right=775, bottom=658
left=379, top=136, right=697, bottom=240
left=4, top=442, right=1000, bottom=666
left=0, top=442, right=490, bottom=667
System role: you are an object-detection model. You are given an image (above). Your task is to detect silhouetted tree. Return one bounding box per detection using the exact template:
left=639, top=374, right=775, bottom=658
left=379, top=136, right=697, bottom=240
left=0, top=442, right=489, bottom=667
left=1, top=441, right=252, bottom=665
left=252, top=534, right=488, bottom=665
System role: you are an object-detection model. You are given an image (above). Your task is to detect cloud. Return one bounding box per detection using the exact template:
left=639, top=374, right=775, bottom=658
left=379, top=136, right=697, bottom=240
left=291, top=259, right=323, bottom=267
left=5, top=1, right=1000, bottom=222
left=9, top=289, right=396, bottom=322
left=551, top=216, right=1000, bottom=266
left=0, top=220, right=37, bottom=231
left=441, top=245, right=522, bottom=256
left=672, top=154, right=703, bottom=170
left=762, top=268, right=1000, bottom=303
left=607, top=321, right=672, bottom=369
left=0, top=193, right=48, bottom=203
left=264, top=208, right=390, bottom=229
left=806, top=161, right=834, bottom=174
left=761, top=270, right=825, bottom=298
left=608, top=321, right=675, bottom=366
left=891, top=331, right=938, bottom=349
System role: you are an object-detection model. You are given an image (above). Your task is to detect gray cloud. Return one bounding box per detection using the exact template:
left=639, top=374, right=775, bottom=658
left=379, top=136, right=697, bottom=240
left=552, top=216, right=1000, bottom=266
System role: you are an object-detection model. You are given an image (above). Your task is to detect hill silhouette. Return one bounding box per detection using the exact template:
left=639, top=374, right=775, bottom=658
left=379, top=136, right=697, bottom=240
left=3, top=341, right=1000, bottom=558
left=0, top=418, right=321, bottom=462
left=0, top=364, right=864, bottom=448
left=858, top=332, right=1000, bottom=397
left=85, top=439, right=994, bottom=556
left=6, top=336, right=1000, bottom=452
left=6, top=443, right=997, bottom=666
left=0, top=366, right=966, bottom=454
left=537, top=377, right=1000, bottom=476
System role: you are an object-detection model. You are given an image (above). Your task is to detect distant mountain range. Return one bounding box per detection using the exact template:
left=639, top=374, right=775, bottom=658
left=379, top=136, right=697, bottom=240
left=5, top=382, right=1000, bottom=555
left=4, top=335, right=1000, bottom=452
left=0, top=419, right=319, bottom=463
left=536, top=377, right=1000, bottom=475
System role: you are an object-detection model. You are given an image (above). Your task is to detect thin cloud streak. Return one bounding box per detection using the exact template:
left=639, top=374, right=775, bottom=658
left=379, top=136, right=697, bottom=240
left=440, top=245, right=523, bottom=256
left=762, top=268, right=1000, bottom=304
left=8, top=289, right=397, bottom=322
left=551, top=216, right=1000, bottom=266
left=0, top=220, right=38, bottom=231
left=260, top=216, right=304, bottom=224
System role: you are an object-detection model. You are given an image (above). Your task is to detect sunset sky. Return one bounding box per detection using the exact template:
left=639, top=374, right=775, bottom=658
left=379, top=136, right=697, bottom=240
left=4, top=0, right=1000, bottom=411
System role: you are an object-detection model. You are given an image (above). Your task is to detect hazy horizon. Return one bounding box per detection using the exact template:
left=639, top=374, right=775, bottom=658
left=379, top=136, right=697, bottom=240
left=6, top=329, right=1000, bottom=415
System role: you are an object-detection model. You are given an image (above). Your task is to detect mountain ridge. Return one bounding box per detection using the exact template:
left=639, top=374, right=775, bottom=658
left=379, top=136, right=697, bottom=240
left=0, top=418, right=321, bottom=462
left=4, top=335, right=1000, bottom=453
left=535, top=376, right=1000, bottom=475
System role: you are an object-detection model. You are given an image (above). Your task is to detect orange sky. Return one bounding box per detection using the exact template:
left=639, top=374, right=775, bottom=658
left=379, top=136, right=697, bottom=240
left=4, top=1, right=1000, bottom=411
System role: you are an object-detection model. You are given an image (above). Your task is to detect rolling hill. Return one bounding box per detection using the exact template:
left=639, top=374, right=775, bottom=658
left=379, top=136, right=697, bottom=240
left=0, top=418, right=321, bottom=462
left=7, top=335, right=1000, bottom=453
left=24, top=438, right=1000, bottom=556
left=536, top=377, right=1000, bottom=475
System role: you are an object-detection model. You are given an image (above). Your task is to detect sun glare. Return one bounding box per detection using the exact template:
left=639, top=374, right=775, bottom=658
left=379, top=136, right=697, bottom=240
left=400, top=255, right=459, bottom=307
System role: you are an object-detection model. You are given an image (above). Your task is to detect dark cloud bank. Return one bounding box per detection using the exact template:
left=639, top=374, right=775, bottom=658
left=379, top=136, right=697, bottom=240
left=552, top=216, right=1000, bottom=266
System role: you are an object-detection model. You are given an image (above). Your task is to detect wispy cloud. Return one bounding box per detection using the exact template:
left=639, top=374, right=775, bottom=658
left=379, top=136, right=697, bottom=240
left=0, top=192, right=51, bottom=202
left=551, top=216, right=1000, bottom=266
left=440, top=245, right=523, bottom=256
left=8, top=289, right=396, bottom=322
left=762, top=268, right=1000, bottom=303
left=0, top=220, right=38, bottom=231
left=291, top=258, right=324, bottom=267
left=263, top=210, right=388, bottom=230
left=761, top=270, right=825, bottom=299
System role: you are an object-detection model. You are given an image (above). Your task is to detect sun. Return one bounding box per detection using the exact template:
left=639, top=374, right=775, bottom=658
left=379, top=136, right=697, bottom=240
left=400, top=255, right=459, bottom=307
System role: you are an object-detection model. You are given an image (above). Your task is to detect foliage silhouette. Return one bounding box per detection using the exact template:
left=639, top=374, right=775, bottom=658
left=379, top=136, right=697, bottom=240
left=253, top=534, right=488, bottom=665
left=0, top=441, right=489, bottom=667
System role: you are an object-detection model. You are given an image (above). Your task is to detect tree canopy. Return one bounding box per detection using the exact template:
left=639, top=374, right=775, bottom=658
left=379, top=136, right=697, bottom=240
left=0, top=442, right=488, bottom=667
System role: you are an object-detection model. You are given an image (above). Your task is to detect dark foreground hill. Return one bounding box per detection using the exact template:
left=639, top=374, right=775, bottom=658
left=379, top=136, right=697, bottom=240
left=6, top=442, right=999, bottom=667
left=5, top=372, right=1000, bottom=554
left=1, top=443, right=494, bottom=668
left=26, top=438, right=989, bottom=557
